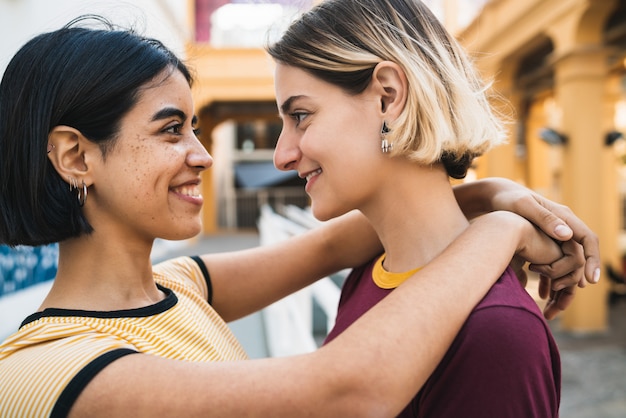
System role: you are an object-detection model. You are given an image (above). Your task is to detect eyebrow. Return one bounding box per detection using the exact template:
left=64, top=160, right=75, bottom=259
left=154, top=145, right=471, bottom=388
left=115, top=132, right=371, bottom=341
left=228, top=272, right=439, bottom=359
left=279, top=95, right=305, bottom=116
left=151, top=107, right=197, bottom=125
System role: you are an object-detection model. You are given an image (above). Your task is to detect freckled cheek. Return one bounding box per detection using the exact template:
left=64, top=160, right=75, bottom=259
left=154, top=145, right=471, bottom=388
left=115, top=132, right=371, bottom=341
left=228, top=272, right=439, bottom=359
left=123, top=140, right=186, bottom=196
left=122, top=144, right=171, bottom=201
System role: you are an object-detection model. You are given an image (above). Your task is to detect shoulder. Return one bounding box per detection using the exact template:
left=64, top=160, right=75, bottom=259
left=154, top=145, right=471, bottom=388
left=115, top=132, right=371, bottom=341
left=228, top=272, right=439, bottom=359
left=415, top=268, right=560, bottom=417
left=476, top=266, right=542, bottom=312
left=153, top=256, right=210, bottom=301
left=459, top=267, right=555, bottom=357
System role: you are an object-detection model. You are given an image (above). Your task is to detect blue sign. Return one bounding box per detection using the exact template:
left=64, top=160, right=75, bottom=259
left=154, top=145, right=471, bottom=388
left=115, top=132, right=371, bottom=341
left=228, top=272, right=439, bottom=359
left=0, top=245, right=58, bottom=297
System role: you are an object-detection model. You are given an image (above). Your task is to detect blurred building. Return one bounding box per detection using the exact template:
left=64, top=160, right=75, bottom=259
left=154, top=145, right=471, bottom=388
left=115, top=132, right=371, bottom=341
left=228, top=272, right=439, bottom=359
left=451, top=0, right=625, bottom=333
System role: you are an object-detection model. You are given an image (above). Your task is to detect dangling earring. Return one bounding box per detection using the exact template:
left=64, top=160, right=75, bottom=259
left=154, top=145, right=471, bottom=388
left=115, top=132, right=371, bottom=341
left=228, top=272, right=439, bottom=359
left=68, top=177, right=87, bottom=206
left=77, top=180, right=88, bottom=207
left=68, top=177, right=78, bottom=192
left=381, top=121, right=392, bottom=153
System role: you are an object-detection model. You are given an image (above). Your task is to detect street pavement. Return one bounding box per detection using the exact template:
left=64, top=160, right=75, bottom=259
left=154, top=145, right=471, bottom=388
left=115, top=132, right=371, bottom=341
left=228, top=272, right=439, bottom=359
left=552, top=301, right=626, bottom=418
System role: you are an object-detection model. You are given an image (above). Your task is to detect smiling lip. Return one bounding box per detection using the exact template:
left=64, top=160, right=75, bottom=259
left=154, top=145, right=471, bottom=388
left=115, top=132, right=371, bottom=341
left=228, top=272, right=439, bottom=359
left=170, top=182, right=203, bottom=206
left=300, top=168, right=322, bottom=193
left=301, top=168, right=322, bottom=182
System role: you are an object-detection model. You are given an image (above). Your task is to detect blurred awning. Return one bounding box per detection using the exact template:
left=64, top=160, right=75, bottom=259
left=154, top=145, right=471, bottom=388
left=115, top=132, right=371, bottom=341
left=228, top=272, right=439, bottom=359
left=234, top=162, right=300, bottom=189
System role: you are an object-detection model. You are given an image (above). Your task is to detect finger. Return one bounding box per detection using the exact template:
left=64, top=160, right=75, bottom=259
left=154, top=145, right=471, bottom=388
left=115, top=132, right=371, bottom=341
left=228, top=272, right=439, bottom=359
left=520, top=195, right=601, bottom=285
left=528, top=240, right=584, bottom=288
left=543, top=285, right=577, bottom=320
left=510, top=195, right=574, bottom=242
left=538, top=274, right=550, bottom=300
left=546, top=207, right=601, bottom=285
left=579, top=233, right=601, bottom=285
left=550, top=269, right=583, bottom=291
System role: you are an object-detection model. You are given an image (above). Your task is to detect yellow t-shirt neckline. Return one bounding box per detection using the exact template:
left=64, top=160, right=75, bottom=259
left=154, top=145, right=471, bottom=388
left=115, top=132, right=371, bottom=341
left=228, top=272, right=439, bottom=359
left=372, top=253, right=423, bottom=289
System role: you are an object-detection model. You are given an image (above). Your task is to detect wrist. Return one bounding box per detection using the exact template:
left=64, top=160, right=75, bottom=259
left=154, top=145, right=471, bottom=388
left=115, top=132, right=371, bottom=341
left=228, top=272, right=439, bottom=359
left=474, top=211, right=527, bottom=254
left=455, top=178, right=497, bottom=219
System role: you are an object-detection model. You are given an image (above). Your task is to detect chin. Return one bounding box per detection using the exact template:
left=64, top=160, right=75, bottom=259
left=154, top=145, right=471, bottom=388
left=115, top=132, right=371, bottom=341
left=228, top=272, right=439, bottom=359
left=164, top=222, right=202, bottom=241
left=311, top=204, right=346, bottom=222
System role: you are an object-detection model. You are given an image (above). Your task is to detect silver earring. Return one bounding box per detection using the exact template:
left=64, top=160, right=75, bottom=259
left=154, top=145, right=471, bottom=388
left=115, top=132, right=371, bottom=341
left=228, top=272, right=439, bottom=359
left=68, top=177, right=87, bottom=206
left=77, top=180, right=87, bottom=207
left=68, top=177, right=78, bottom=192
left=381, top=121, right=392, bottom=153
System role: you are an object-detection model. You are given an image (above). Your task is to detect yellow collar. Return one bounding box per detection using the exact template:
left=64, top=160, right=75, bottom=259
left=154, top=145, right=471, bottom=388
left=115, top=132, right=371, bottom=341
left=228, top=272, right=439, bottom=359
left=372, top=254, right=423, bottom=289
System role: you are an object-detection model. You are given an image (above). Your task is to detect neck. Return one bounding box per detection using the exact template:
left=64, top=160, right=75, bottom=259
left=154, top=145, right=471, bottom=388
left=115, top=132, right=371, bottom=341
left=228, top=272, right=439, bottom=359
left=39, top=232, right=163, bottom=311
left=361, top=161, right=469, bottom=273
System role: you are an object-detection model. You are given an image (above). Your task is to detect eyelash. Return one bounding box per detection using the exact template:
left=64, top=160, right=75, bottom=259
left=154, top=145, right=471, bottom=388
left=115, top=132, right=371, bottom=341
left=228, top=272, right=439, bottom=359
left=163, top=123, right=201, bottom=136
left=290, top=112, right=308, bottom=126
left=164, top=123, right=183, bottom=135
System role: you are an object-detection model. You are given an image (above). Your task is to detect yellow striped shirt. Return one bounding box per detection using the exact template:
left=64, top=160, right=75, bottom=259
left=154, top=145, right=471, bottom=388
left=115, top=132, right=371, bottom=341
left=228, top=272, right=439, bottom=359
left=0, top=256, right=248, bottom=417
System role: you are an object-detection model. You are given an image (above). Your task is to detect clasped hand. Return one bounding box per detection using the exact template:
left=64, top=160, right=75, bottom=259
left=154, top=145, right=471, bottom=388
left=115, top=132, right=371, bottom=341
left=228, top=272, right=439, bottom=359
left=489, top=179, right=600, bottom=320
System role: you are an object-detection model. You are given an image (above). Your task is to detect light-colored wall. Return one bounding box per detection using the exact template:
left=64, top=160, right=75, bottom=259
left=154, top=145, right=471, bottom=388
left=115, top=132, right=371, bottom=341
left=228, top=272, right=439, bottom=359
left=0, top=0, right=190, bottom=74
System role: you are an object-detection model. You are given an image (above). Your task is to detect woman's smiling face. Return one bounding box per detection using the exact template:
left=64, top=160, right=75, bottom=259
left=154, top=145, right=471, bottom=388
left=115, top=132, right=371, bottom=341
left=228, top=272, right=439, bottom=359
left=273, top=63, right=387, bottom=221
left=86, top=68, right=212, bottom=243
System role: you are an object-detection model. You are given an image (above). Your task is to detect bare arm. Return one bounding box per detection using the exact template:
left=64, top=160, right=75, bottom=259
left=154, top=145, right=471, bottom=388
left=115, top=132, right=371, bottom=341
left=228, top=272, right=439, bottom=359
left=70, top=212, right=563, bottom=418
left=204, top=210, right=381, bottom=322
left=453, top=177, right=600, bottom=284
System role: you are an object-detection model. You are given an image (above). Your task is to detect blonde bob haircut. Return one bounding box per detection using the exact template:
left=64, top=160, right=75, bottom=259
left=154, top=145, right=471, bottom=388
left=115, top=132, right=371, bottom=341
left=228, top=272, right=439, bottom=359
left=267, top=0, right=507, bottom=178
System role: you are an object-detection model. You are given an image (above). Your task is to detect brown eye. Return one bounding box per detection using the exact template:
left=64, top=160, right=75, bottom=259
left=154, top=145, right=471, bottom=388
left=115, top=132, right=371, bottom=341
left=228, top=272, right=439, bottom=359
left=290, top=112, right=308, bottom=126
left=164, top=123, right=183, bottom=135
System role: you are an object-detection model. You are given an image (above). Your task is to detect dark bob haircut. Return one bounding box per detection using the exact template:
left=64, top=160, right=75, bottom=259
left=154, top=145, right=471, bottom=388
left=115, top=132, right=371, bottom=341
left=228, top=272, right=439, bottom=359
left=0, top=16, right=192, bottom=246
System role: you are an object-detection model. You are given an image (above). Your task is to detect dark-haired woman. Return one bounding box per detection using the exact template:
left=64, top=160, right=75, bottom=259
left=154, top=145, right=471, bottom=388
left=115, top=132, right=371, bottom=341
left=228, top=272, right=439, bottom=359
left=268, top=0, right=597, bottom=416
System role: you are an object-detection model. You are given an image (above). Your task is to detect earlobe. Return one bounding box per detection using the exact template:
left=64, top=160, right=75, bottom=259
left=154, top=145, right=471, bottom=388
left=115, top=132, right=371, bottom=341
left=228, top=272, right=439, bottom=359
left=47, top=126, right=93, bottom=187
left=372, top=61, right=408, bottom=118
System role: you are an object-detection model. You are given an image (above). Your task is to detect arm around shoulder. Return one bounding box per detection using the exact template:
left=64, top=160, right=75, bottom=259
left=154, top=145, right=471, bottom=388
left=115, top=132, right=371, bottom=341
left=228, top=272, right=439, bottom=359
left=70, top=212, right=560, bottom=417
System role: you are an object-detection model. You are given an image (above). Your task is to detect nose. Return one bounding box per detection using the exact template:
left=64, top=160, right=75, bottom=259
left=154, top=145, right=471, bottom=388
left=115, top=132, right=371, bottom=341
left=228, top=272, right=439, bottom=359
left=273, top=128, right=301, bottom=172
left=187, top=134, right=213, bottom=171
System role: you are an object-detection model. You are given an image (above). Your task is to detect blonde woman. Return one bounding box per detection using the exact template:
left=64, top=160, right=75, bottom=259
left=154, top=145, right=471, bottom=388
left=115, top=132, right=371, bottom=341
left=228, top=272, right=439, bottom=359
left=268, top=0, right=593, bottom=416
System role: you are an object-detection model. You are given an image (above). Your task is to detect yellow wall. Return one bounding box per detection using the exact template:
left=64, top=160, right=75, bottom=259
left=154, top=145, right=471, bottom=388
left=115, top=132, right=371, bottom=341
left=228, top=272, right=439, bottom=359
left=459, top=0, right=621, bottom=332
left=186, top=45, right=276, bottom=105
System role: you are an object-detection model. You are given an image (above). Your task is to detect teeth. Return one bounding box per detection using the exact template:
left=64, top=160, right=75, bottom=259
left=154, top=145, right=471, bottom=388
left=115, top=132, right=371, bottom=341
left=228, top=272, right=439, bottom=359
left=176, top=185, right=201, bottom=198
left=306, top=169, right=322, bottom=182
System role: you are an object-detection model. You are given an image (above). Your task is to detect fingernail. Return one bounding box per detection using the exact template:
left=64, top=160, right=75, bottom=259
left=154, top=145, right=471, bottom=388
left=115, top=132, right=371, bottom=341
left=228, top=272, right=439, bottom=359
left=554, top=224, right=572, bottom=238
left=592, top=268, right=601, bottom=283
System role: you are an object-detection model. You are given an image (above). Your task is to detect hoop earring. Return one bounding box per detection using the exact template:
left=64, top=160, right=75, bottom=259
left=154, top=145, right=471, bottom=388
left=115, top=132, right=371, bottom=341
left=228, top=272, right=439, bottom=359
left=381, top=121, right=392, bottom=153
left=77, top=181, right=88, bottom=207
left=68, top=177, right=87, bottom=206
